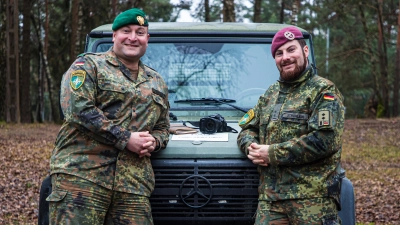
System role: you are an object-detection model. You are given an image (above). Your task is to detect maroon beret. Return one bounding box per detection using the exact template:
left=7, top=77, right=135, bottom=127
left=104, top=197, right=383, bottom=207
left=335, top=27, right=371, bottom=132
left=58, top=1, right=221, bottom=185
left=271, top=26, right=304, bottom=58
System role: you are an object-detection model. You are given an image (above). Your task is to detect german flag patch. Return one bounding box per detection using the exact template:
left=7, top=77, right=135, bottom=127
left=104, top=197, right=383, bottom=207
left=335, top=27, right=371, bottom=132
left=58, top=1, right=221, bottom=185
left=323, top=94, right=335, bottom=101
left=75, top=58, right=85, bottom=66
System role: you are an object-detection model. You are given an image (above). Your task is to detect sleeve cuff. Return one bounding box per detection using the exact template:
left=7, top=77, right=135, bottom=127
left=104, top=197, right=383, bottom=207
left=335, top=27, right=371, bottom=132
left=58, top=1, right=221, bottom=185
left=268, top=144, right=278, bottom=167
left=115, top=130, right=131, bottom=151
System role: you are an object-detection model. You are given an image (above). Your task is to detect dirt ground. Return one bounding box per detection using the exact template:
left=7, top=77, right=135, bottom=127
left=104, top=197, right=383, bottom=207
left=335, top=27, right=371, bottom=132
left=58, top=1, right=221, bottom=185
left=0, top=118, right=399, bottom=224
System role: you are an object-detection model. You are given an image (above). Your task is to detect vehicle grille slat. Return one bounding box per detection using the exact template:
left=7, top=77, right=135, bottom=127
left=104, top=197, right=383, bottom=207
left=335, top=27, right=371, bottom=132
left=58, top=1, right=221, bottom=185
left=150, top=159, right=258, bottom=221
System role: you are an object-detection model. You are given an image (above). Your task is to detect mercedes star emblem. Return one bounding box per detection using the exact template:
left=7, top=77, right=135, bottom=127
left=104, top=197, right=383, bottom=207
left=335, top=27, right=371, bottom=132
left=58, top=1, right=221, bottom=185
left=179, top=175, right=213, bottom=208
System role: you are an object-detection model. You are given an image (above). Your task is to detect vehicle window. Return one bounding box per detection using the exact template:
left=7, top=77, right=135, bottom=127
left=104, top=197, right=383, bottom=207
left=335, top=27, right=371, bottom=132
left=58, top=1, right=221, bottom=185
left=94, top=41, right=309, bottom=111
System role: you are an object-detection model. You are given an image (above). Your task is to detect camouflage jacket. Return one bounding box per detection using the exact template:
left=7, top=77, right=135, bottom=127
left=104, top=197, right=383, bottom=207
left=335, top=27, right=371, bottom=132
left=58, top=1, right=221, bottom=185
left=50, top=48, right=170, bottom=197
left=237, top=66, right=345, bottom=204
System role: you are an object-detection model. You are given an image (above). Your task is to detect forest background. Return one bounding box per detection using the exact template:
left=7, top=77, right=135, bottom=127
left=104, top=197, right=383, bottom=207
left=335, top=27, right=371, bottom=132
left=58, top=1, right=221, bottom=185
left=0, top=0, right=400, bottom=225
left=0, top=0, right=400, bottom=123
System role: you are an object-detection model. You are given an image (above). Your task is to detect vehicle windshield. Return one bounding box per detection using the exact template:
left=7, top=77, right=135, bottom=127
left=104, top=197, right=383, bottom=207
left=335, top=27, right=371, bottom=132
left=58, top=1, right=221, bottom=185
left=146, top=43, right=278, bottom=110
left=96, top=42, right=278, bottom=111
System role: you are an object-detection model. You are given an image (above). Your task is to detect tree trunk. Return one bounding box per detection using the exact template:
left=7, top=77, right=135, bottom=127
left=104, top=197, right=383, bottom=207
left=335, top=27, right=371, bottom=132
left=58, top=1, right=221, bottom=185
left=70, top=0, right=79, bottom=65
left=0, top=1, right=6, bottom=121
left=359, top=3, right=380, bottom=118
left=280, top=0, right=285, bottom=24
left=205, top=0, right=210, bottom=22
left=223, top=0, right=235, bottom=22
left=133, top=0, right=143, bottom=8
left=393, top=0, right=400, bottom=116
left=21, top=0, right=32, bottom=123
left=376, top=0, right=390, bottom=117
left=253, top=0, right=261, bottom=23
left=291, top=0, right=300, bottom=25
left=75, top=0, right=83, bottom=56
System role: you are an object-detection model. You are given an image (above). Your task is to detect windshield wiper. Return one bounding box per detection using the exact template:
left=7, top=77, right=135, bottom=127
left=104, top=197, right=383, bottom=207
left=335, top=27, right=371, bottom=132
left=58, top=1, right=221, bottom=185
left=174, top=98, right=247, bottom=113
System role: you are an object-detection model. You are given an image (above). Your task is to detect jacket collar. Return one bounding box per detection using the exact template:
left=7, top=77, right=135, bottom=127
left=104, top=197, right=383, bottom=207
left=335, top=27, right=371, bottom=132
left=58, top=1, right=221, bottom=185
left=104, top=47, right=152, bottom=81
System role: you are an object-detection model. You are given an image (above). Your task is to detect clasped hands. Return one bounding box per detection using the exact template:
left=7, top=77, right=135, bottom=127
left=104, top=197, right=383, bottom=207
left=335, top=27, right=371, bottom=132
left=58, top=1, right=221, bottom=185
left=126, top=131, right=157, bottom=158
left=247, top=143, right=270, bottom=166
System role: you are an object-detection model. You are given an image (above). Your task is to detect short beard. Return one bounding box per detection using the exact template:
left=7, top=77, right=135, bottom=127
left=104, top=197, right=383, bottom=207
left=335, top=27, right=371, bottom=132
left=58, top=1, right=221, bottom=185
left=279, top=51, right=308, bottom=81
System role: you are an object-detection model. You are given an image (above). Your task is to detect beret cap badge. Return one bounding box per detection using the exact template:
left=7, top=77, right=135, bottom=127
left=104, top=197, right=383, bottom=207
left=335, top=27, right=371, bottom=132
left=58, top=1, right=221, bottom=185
left=137, top=16, right=145, bottom=26
left=284, top=31, right=295, bottom=40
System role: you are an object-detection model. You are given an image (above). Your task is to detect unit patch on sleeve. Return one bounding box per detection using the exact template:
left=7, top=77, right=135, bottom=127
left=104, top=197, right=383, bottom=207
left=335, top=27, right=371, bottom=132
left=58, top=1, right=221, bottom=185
left=70, top=70, right=86, bottom=90
left=318, top=110, right=331, bottom=127
left=239, top=109, right=255, bottom=127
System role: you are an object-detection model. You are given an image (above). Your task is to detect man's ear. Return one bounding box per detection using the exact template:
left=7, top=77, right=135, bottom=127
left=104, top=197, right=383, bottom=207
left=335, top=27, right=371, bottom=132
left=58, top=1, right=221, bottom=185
left=303, top=45, right=309, bottom=57
left=112, top=32, right=116, bottom=42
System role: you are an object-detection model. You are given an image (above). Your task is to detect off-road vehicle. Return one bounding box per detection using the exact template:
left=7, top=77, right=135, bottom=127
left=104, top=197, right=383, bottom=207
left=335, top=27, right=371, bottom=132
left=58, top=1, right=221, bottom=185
left=39, top=22, right=355, bottom=225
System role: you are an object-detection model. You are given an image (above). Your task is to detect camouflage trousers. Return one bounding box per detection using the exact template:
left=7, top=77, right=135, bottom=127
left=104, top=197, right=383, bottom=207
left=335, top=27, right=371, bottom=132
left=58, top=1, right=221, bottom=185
left=254, top=198, right=341, bottom=225
left=47, top=173, right=153, bottom=225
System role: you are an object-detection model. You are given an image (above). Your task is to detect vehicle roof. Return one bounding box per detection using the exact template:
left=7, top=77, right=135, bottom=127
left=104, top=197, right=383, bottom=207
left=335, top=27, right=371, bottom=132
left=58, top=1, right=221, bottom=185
left=91, top=22, right=308, bottom=34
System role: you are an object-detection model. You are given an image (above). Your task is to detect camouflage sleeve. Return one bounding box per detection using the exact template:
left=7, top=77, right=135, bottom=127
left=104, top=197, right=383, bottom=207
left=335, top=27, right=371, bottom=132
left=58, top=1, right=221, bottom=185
left=60, top=56, right=130, bottom=150
left=237, top=100, right=262, bottom=155
left=150, top=79, right=170, bottom=152
left=268, top=87, right=345, bottom=167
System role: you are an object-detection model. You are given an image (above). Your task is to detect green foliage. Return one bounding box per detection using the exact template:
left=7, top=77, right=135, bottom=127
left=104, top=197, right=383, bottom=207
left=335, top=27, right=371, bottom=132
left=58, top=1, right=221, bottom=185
left=191, top=0, right=250, bottom=22
left=296, top=0, right=399, bottom=118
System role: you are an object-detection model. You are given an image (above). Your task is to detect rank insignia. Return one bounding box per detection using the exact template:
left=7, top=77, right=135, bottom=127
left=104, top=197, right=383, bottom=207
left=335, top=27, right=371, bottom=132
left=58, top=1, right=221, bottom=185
left=137, top=16, right=145, bottom=26
left=239, top=109, right=255, bottom=127
left=318, top=110, right=331, bottom=127
left=70, top=70, right=86, bottom=90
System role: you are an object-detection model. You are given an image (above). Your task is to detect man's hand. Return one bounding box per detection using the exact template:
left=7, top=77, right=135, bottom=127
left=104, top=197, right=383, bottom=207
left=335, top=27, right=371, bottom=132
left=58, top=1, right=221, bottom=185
left=126, top=131, right=157, bottom=157
left=247, top=143, right=270, bottom=166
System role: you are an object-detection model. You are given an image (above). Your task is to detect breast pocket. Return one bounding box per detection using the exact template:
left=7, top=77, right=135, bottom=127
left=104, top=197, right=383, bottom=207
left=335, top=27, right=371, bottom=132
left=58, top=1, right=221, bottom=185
left=151, top=93, right=167, bottom=112
left=280, top=111, right=309, bottom=137
left=97, top=78, right=130, bottom=119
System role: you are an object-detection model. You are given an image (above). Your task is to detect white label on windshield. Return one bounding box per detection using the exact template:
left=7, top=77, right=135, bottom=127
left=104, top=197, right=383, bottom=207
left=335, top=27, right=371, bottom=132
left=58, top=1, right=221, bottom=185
left=171, top=132, right=228, bottom=142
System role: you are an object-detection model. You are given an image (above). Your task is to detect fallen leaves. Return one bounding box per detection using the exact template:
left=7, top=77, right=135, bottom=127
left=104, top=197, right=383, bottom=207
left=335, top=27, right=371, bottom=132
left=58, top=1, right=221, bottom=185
left=0, top=123, right=59, bottom=224
left=0, top=119, right=399, bottom=224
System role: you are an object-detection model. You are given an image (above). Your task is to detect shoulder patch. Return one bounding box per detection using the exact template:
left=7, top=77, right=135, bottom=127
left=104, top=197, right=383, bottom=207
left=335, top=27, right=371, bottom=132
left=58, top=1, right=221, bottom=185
left=238, top=109, right=255, bottom=127
left=323, top=93, right=335, bottom=101
left=70, top=70, right=86, bottom=90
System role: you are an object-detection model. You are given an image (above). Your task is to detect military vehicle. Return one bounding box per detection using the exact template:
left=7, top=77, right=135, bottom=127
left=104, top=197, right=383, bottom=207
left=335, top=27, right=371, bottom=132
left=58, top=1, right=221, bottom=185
left=39, top=22, right=355, bottom=225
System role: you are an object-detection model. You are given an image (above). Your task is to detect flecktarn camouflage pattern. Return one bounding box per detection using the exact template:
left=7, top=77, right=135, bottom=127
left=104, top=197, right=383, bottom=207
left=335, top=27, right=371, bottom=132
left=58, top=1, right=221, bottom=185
left=237, top=66, right=345, bottom=205
left=50, top=47, right=170, bottom=196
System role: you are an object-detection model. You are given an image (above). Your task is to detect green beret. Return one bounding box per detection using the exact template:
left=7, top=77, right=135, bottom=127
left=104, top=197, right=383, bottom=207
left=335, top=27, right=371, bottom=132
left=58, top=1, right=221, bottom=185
left=112, top=8, right=149, bottom=31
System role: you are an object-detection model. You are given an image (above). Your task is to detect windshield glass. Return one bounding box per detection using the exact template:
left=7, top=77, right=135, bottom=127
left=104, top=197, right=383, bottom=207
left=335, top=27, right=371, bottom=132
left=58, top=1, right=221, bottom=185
left=95, top=41, right=290, bottom=111
left=143, top=43, right=276, bottom=109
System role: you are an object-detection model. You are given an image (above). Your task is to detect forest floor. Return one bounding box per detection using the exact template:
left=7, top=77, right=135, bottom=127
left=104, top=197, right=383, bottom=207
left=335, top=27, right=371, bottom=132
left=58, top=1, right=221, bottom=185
left=0, top=118, right=399, bottom=225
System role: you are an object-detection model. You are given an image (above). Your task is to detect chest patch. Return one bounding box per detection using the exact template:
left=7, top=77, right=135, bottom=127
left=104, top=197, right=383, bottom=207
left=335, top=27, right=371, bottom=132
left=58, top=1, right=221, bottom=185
left=70, top=70, right=86, bottom=90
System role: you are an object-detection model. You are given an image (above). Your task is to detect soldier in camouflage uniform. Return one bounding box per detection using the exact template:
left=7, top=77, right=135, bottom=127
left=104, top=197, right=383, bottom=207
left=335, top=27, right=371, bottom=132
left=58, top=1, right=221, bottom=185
left=46, top=8, right=170, bottom=225
left=237, top=26, right=345, bottom=225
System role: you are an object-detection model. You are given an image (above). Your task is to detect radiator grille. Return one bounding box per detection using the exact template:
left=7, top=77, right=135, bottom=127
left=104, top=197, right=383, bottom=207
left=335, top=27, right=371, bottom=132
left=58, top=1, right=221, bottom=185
left=150, top=159, right=259, bottom=223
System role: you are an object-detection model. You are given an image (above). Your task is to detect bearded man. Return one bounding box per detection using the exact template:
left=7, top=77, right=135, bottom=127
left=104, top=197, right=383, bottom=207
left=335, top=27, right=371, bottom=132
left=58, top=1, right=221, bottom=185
left=237, top=26, right=345, bottom=225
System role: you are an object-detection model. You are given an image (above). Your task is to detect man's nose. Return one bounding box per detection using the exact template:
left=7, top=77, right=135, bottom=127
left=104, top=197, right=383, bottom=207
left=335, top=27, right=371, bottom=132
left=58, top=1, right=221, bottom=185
left=282, top=51, right=290, bottom=60
left=128, top=32, right=137, bottom=41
